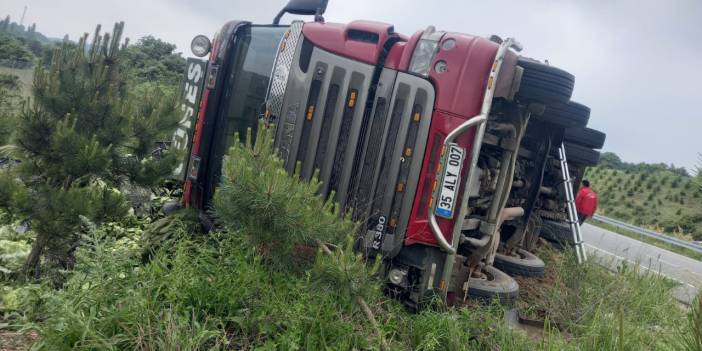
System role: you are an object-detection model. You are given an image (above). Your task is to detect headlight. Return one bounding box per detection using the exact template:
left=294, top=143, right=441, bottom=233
left=409, top=39, right=439, bottom=76
left=388, top=267, right=408, bottom=287
left=191, top=35, right=211, bottom=57
left=408, top=27, right=445, bottom=77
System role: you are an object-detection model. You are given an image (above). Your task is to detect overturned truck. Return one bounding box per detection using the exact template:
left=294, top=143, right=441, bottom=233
left=171, top=0, right=603, bottom=308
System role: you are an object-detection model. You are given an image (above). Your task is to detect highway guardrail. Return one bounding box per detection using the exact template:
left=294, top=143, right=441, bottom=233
left=592, top=214, right=702, bottom=255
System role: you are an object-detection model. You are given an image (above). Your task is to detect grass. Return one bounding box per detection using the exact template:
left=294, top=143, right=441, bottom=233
left=9, top=222, right=547, bottom=350
left=586, top=166, right=702, bottom=240
left=589, top=219, right=702, bottom=261
left=516, top=245, right=688, bottom=350
left=4, top=218, right=693, bottom=350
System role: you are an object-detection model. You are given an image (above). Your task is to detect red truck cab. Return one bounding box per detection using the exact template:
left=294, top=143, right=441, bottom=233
left=173, top=0, right=577, bottom=308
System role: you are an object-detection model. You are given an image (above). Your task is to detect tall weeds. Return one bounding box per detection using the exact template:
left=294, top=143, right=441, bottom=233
left=679, top=294, right=702, bottom=351
left=522, top=246, right=685, bottom=350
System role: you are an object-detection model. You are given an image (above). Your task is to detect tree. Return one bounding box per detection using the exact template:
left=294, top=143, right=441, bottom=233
left=0, top=33, right=34, bottom=67
left=0, top=16, right=9, bottom=32
left=0, top=73, right=21, bottom=144
left=122, top=36, right=185, bottom=89
left=600, top=152, right=623, bottom=169
left=0, top=23, right=178, bottom=282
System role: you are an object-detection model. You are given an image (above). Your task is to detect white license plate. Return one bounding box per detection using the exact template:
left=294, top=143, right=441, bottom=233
left=435, top=143, right=465, bottom=219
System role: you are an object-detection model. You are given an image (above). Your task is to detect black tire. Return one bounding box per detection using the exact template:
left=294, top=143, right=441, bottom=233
left=516, top=57, right=575, bottom=105
left=564, top=127, right=606, bottom=149
left=494, top=249, right=545, bottom=278
left=467, top=265, right=519, bottom=307
left=534, top=101, right=590, bottom=128
left=564, top=142, right=600, bottom=166
left=540, top=219, right=574, bottom=248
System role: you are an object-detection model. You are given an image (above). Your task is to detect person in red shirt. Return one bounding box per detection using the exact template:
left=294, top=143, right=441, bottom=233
left=575, top=179, right=598, bottom=225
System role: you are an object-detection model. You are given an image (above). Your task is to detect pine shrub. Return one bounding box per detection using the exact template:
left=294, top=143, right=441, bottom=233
left=213, top=124, right=354, bottom=271
left=2, top=23, right=178, bottom=281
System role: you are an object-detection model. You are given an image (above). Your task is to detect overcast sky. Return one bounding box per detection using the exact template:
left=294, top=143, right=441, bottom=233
left=2, top=0, right=701, bottom=171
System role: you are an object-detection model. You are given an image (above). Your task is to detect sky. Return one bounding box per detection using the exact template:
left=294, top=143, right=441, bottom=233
left=2, top=0, right=702, bottom=171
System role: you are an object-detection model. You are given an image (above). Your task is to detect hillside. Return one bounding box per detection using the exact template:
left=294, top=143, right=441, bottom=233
left=584, top=153, right=702, bottom=240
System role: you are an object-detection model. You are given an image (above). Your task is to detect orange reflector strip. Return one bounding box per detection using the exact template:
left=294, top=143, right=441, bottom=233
left=306, top=105, right=315, bottom=120
left=428, top=198, right=433, bottom=208
left=397, top=182, right=405, bottom=192
left=348, top=91, right=357, bottom=108
left=487, top=76, right=493, bottom=89
left=492, top=62, right=498, bottom=72
left=280, top=41, right=286, bottom=51
left=389, top=217, right=397, bottom=227
left=440, top=145, right=446, bottom=156
left=264, top=109, right=270, bottom=118
left=413, top=112, right=421, bottom=122
left=432, top=180, right=437, bottom=192
left=404, top=148, right=413, bottom=157
left=439, top=280, right=446, bottom=290
left=436, top=163, right=442, bottom=173
left=284, top=31, right=290, bottom=39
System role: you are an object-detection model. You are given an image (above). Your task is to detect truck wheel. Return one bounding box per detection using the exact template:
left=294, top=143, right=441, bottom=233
left=516, top=58, right=575, bottom=105
left=494, top=249, right=545, bottom=278
left=564, top=142, right=600, bottom=166
left=534, top=101, right=590, bottom=128
left=467, top=265, right=519, bottom=307
left=540, top=219, right=574, bottom=248
left=564, top=127, right=606, bottom=149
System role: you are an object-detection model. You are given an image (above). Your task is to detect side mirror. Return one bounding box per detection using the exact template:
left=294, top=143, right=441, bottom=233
left=273, top=0, right=328, bottom=25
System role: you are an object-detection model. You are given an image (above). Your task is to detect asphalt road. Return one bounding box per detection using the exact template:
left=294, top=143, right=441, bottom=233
left=581, top=223, right=702, bottom=304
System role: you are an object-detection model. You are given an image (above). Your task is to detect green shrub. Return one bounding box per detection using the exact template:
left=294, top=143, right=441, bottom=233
left=212, top=125, right=353, bottom=271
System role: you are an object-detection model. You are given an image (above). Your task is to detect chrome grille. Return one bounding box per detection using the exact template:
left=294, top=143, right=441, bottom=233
left=265, top=21, right=303, bottom=124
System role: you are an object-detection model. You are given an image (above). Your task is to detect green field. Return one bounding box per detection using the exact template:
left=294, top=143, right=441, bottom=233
left=585, top=165, right=702, bottom=240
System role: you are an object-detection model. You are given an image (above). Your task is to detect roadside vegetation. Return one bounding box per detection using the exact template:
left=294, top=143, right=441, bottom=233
left=586, top=152, right=702, bottom=241
left=1, top=125, right=699, bottom=350
left=0, top=21, right=700, bottom=350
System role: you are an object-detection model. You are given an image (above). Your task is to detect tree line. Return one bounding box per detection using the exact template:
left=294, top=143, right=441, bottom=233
left=599, top=151, right=691, bottom=177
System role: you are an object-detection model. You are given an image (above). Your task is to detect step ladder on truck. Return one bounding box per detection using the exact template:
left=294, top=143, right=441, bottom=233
left=558, top=143, right=587, bottom=264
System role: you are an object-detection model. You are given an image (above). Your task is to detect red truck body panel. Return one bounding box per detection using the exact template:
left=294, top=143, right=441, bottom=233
left=305, top=23, right=509, bottom=248
left=403, top=34, right=503, bottom=247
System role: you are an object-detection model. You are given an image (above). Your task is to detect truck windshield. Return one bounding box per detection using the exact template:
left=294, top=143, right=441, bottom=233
left=206, top=25, right=287, bottom=201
